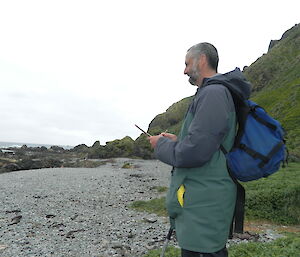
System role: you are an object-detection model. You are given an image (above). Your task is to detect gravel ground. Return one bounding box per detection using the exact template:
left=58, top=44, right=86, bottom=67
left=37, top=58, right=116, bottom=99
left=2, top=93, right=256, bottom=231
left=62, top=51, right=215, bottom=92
left=0, top=158, right=173, bottom=257
left=0, top=158, right=283, bottom=257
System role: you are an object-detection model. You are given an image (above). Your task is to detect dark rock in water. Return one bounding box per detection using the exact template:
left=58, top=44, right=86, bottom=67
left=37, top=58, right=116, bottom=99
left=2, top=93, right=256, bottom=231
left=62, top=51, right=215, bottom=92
left=49, top=146, right=65, bottom=152
left=40, top=146, right=48, bottom=152
left=71, top=144, right=89, bottom=152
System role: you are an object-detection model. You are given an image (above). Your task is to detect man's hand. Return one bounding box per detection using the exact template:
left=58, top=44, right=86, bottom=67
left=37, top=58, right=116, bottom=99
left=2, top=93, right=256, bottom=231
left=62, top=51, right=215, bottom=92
left=148, top=135, right=163, bottom=149
left=148, top=133, right=177, bottom=148
left=161, top=133, right=177, bottom=141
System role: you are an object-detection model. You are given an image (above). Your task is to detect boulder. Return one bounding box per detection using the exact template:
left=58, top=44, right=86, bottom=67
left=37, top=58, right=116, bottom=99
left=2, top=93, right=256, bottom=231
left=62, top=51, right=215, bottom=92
left=1, top=163, right=20, bottom=173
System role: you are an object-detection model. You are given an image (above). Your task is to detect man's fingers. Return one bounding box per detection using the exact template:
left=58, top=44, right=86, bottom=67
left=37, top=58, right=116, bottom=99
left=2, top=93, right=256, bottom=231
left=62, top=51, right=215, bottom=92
left=148, top=135, right=163, bottom=148
left=161, top=133, right=177, bottom=141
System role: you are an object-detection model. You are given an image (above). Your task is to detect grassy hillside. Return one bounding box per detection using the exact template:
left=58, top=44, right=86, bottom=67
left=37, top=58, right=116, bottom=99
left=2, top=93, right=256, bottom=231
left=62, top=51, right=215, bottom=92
left=148, top=96, right=192, bottom=136
left=244, top=23, right=300, bottom=158
left=148, top=23, right=300, bottom=159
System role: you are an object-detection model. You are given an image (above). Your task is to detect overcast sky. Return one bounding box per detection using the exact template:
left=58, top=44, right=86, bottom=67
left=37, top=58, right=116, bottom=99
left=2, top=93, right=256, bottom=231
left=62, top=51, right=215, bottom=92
left=0, top=0, right=299, bottom=147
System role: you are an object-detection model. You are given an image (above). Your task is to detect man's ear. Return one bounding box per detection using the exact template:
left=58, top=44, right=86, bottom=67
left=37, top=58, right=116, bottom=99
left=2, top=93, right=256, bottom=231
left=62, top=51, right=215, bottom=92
left=199, top=54, right=207, bottom=67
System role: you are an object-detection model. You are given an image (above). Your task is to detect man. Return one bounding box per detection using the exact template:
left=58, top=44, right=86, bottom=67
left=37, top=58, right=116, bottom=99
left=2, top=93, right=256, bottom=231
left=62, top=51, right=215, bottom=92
left=149, top=42, right=251, bottom=257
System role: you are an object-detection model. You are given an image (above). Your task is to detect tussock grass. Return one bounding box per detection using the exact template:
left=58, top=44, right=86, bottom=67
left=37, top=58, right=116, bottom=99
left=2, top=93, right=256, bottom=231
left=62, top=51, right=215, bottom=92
left=130, top=197, right=167, bottom=217
left=143, top=232, right=300, bottom=257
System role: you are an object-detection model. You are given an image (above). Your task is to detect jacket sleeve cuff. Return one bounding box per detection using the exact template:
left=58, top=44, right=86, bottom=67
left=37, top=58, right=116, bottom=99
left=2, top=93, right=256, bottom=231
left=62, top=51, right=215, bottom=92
left=154, top=136, right=177, bottom=166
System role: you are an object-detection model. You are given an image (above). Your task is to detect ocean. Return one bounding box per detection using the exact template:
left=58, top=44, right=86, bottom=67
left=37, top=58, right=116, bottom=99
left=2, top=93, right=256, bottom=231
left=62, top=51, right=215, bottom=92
left=0, top=141, right=73, bottom=150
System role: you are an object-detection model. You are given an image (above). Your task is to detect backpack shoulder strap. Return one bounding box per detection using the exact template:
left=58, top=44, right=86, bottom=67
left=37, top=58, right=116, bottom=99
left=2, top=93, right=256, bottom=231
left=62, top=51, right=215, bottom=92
left=204, top=78, right=250, bottom=148
left=221, top=146, right=245, bottom=236
left=228, top=162, right=245, bottom=235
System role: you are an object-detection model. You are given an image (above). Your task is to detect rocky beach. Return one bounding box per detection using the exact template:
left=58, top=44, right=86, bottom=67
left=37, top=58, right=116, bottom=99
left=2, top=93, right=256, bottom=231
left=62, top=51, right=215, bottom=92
left=0, top=158, right=173, bottom=257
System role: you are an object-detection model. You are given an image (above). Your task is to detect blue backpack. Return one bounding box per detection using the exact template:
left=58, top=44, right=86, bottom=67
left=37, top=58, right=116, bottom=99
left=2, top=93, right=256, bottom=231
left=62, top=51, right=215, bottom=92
left=221, top=99, right=287, bottom=182
left=219, top=96, right=287, bottom=236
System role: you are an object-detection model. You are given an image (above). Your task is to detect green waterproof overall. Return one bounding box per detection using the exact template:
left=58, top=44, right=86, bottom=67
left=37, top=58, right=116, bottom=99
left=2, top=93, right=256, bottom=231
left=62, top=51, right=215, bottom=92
left=155, top=82, right=240, bottom=253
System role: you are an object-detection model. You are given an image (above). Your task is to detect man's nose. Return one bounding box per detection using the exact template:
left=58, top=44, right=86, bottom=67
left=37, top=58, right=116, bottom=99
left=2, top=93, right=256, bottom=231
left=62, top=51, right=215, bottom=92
left=184, top=67, right=188, bottom=75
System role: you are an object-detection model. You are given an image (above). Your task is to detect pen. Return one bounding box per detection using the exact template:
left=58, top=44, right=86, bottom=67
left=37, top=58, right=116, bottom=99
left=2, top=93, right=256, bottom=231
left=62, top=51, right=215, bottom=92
left=135, top=124, right=152, bottom=137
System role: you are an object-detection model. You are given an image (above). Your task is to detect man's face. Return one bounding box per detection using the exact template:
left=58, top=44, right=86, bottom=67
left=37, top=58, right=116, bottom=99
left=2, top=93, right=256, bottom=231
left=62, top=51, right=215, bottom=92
left=184, top=54, right=200, bottom=86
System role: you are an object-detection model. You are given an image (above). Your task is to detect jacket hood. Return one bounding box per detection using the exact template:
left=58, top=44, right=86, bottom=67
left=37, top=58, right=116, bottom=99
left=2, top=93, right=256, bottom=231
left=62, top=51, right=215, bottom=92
left=202, top=67, right=252, bottom=100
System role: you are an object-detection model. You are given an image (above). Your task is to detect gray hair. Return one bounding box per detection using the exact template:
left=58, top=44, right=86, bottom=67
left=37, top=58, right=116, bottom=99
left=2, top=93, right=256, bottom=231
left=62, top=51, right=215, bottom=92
left=187, top=42, right=219, bottom=71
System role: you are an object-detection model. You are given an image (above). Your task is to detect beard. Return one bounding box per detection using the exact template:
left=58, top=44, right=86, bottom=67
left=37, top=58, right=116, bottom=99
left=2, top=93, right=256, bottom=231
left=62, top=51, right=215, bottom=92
left=188, top=75, right=197, bottom=85
left=187, top=59, right=201, bottom=86
left=187, top=68, right=200, bottom=86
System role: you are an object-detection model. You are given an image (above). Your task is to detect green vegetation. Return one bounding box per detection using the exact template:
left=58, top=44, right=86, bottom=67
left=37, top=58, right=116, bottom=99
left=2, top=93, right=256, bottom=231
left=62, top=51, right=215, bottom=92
left=148, top=96, right=192, bottom=137
left=143, top=246, right=180, bottom=257
left=122, top=162, right=134, bottom=169
left=77, top=135, right=155, bottom=160
left=228, top=232, right=300, bottom=257
left=243, top=162, right=300, bottom=225
left=143, top=232, right=300, bottom=257
left=63, top=159, right=105, bottom=168
left=84, top=136, right=137, bottom=159
left=131, top=163, right=300, bottom=225
left=151, top=186, right=168, bottom=193
left=130, top=197, right=167, bottom=217
left=133, top=134, right=154, bottom=159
